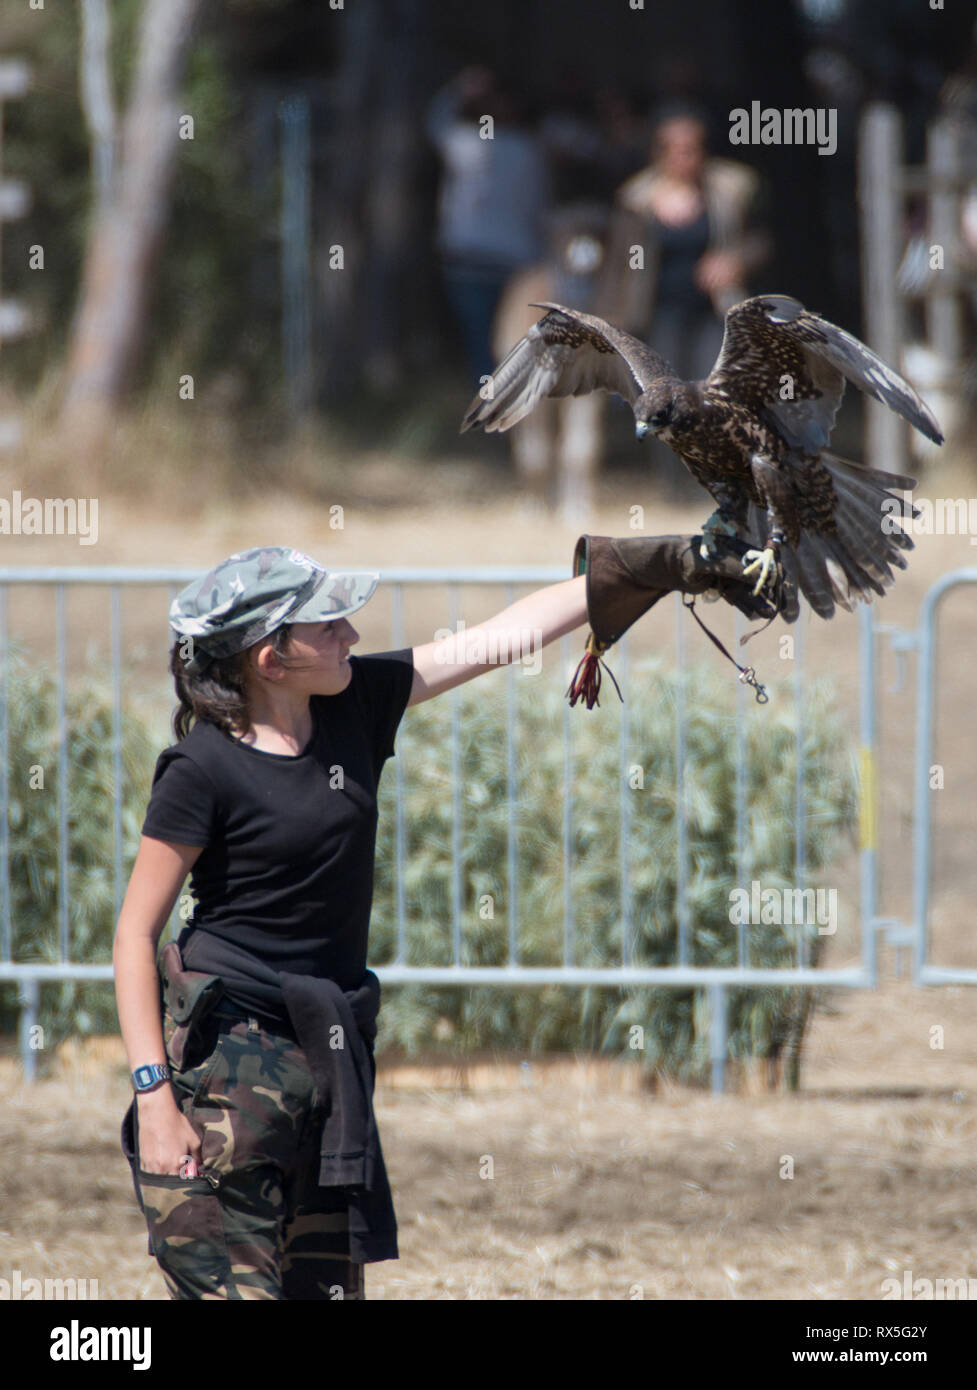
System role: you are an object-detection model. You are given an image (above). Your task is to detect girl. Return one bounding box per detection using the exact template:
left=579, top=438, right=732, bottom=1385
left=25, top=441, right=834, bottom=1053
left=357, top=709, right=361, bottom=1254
left=113, top=544, right=589, bottom=1300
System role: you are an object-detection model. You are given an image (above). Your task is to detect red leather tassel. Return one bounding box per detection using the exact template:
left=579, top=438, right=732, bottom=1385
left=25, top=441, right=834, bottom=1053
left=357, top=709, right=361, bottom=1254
left=566, top=633, right=623, bottom=709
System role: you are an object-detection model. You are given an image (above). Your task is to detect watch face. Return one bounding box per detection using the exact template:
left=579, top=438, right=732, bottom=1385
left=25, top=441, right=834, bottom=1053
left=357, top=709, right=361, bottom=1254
left=134, top=1064, right=167, bottom=1089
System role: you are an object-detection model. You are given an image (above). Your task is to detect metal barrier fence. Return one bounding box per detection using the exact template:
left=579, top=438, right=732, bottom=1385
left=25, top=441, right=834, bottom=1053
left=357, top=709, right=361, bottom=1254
left=1, top=565, right=970, bottom=1087
left=910, top=570, right=977, bottom=985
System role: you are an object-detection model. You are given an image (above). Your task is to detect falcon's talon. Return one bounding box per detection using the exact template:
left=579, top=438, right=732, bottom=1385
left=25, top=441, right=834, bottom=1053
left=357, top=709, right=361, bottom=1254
left=741, top=544, right=780, bottom=597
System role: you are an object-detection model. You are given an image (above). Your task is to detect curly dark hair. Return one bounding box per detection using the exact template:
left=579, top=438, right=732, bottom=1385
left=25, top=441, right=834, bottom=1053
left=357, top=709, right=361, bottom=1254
left=169, top=624, right=293, bottom=741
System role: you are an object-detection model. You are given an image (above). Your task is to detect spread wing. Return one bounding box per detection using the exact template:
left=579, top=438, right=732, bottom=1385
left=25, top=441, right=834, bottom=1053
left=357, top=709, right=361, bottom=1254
left=461, top=302, right=674, bottom=433
left=705, top=294, right=944, bottom=452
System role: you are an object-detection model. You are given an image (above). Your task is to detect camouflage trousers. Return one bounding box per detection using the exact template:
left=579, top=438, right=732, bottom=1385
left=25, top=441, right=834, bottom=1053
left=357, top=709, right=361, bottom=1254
left=125, top=1005, right=365, bottom=1300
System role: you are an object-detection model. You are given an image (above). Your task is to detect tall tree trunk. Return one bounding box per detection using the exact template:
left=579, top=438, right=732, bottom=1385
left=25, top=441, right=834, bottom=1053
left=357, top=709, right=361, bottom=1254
left=314, top=0, right=381, bottom=403
left=314, top=0, right=431, bottom=401
left=360, top=0, right=427, bottom=391
left=61, top=0, right=203, bottom=444
left=78, top=0, right=117, bottom=209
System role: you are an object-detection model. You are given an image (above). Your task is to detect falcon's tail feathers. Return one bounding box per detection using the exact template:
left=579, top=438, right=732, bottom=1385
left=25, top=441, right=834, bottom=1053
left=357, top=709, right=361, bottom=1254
left=821, top=452, right=918, bottom=496
left=750, top=453, right=918, bottom=621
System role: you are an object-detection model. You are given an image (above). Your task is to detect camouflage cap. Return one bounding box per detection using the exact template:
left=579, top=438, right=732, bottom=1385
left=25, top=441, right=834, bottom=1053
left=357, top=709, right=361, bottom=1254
left=170, top=546, right=379, bottom=673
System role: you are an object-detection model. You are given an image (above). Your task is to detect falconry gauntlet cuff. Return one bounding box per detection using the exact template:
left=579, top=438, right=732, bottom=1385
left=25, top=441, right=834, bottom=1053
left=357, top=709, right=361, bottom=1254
left=574, top=533, right=780, bottom=648
left=567, top=533, right=784, bottom=709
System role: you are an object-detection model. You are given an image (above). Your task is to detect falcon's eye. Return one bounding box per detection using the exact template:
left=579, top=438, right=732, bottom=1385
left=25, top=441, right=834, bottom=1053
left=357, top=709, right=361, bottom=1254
left=651, top=405, right=673, bottom=428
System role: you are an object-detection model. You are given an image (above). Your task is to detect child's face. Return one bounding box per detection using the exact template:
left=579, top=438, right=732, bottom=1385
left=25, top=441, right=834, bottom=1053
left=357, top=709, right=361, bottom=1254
left=257, top=617, right=360, bottom=697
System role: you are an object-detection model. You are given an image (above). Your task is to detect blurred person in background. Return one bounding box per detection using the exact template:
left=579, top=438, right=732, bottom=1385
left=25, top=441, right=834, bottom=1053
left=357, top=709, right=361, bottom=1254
left=490, top=201, right=612, bottom=522
left=598, top=105, right=772, bottom=491
left=486, top=83, right=648, bottom=517
left=427, top=66, right=551, bottom=387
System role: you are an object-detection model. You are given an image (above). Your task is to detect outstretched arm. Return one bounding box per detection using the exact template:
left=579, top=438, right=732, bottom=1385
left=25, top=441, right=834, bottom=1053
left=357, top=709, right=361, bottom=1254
left=407, top=531, right=786, bottom=708
left=408, top=575, right=587, bottom=706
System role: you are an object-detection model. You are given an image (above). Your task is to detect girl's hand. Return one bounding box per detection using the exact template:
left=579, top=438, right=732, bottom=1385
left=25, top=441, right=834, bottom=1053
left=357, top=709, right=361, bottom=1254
left=136, top=1087, right=203, bottom=1176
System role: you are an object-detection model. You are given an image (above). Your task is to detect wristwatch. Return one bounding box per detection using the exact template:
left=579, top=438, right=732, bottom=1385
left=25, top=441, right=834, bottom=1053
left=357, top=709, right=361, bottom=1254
left=132, top=1062, right=171, bottom=1093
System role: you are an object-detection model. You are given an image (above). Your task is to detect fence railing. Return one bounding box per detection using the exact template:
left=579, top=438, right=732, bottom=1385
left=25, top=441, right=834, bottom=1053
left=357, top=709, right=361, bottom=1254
left=910, top=569, right=977, bottom=984
left=2, top=564, right=970, bottom=1085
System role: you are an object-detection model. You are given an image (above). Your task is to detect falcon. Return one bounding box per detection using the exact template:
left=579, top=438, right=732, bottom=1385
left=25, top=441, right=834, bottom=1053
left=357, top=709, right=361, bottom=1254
left=461, top=296, right=943, bottom=621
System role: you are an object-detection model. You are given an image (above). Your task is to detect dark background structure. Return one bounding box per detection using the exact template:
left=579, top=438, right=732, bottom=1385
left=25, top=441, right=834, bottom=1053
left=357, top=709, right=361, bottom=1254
left=3, top=0, right=974, bottom=432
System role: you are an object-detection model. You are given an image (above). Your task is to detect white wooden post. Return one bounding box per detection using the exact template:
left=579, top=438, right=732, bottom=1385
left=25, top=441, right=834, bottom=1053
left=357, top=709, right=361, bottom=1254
left=858, top=104, right=908, bottom=479
left=926, top=116, right=965, bottom=410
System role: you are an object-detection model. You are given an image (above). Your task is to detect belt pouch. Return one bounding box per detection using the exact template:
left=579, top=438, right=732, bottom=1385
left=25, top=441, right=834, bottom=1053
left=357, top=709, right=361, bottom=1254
left=158, top=939, right=225, bottom=1070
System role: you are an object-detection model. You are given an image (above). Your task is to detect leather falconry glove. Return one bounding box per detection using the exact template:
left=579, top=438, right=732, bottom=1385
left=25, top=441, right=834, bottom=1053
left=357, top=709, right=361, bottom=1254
left=566, top=532, right=789, bottom=709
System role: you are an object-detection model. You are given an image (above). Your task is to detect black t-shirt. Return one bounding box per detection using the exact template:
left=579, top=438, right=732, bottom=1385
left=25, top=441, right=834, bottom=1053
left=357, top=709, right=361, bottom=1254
left=142, top=649, right=415, bottom=1012
left=654, top=208, right=712, bottom=314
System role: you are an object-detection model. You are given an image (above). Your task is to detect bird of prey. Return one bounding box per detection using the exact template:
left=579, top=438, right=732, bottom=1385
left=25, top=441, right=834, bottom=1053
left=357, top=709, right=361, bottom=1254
left=461, top=296, right=943, bottom=621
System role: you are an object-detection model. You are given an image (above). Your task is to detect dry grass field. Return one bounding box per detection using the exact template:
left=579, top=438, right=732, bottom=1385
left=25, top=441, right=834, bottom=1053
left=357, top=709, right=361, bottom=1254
left=2, top=413, right=976, bottom=1300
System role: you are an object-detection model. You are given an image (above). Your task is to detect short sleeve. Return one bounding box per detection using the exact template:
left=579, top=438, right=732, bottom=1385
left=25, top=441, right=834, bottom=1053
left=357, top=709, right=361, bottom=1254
left=345, top=648, right=415, bottom=766
left=141, top=748, right=221, bottom=847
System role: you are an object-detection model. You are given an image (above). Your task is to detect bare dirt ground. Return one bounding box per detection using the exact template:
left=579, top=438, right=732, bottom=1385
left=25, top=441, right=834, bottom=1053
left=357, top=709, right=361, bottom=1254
left=2, top=977, right=977, bottom=1301
left=2, top=420, right=976, bottom=1299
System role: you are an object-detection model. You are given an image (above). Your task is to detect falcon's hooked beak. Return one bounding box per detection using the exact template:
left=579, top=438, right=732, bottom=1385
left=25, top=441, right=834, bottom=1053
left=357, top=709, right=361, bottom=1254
left=635, top=421, right=650, bottom=440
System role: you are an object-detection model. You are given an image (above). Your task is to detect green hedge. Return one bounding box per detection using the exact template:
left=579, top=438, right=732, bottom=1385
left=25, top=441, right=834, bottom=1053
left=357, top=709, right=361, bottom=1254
left=2, top=651, right=857, bottom=1085
left=0, top=648, right=158, bottom=1042
left=371, top=658, right=857, bottom=1083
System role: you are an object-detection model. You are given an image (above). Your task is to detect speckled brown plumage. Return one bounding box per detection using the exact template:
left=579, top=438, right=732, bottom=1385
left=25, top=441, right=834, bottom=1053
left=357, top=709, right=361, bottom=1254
left=462, top=295, right=944, bottom=621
